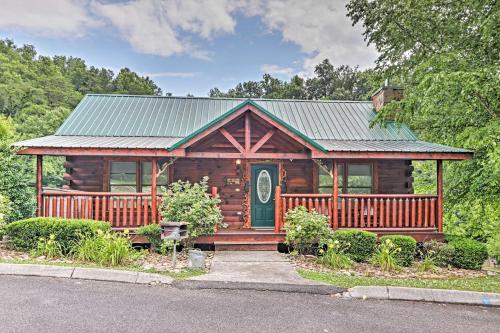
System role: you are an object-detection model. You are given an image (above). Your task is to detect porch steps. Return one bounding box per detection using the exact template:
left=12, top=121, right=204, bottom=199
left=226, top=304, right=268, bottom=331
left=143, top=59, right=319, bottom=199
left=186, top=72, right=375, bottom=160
left=214, top=241, right=278, bottom=251
left=196, top=229, right=285, bottom=245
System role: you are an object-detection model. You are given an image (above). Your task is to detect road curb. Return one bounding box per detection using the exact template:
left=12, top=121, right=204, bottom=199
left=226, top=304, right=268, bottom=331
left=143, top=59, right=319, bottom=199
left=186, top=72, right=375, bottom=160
left=344, top=286, right=500, bottom=306
left=0, top=263, right=173, bottom=285
left=174, top=279, right=346, bottom=295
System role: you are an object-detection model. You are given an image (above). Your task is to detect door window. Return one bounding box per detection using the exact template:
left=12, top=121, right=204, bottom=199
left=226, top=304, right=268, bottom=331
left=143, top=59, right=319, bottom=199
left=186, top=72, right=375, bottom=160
left=256, top=170, right=272, bottom=203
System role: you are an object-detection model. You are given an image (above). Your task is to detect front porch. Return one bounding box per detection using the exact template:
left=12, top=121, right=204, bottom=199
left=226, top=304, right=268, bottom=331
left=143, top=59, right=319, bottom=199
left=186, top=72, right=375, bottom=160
left=37, top=158, right=445, bottom=244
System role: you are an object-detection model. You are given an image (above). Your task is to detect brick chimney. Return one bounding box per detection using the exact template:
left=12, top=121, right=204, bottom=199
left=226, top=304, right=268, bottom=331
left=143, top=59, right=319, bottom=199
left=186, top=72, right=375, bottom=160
left=371, top=79, right=403, bottom=112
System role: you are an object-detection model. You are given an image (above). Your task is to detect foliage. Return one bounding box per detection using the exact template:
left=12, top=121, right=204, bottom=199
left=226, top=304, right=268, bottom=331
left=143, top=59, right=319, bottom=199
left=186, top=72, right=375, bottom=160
left=486, top=233, right=500, bottom=263
left=421, top=240, right=455, bottom=268
left=136, top=223, right=162, bottom=251
left=347, top=0, right=500, bottom=242
left=159, top=240, right=175, bottom=255
left=379, top=235, right=416, bottom=267
left=210, top=60, right=379, bottom=100
left=331, top=230, right=377, bottom=263
left=449, top=238, right=488, bottom=270
left=416, top=256, right=439, bottom=273
left=371, top=238, right=402, bottom=272
left=0, top=193, right=11, bottom=228
left=317, top=239, right=353, bottom=270
left=298, top=270, right=500, bottom=293
left=0, top=39, right=165, bottom=195
left=72, top=230, right=135, bottom=266
left=5, top=217, right=110, bottom=254
left=31, top=234, right=62, bottom=259
left=284, top=206, right=332, bottom=254
left=159, top=177, right=223, bottom=246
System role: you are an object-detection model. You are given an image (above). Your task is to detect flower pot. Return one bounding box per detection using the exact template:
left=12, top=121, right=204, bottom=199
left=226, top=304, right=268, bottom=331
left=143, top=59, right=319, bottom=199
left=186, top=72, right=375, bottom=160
left=188, top=249, right=206, bottom=269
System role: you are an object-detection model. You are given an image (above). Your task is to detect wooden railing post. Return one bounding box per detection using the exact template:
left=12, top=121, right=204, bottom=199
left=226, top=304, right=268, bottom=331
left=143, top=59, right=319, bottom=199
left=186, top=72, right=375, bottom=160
left=211, top=186, right=219, bottom=233
left=274, top=185, right=281, bottom=233
left=36, top=155, right=43, bottom=217
left=151, top=158, right=157, bottom=224
left=332, top=160, right=338, bottom=229
left=437, top=160, right=443, bottom=233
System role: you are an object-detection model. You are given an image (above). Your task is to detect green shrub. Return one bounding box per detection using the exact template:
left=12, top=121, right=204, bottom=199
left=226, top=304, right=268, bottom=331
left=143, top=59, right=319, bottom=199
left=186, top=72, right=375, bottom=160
left=73, top=230, right=135, bottom=266
left=331, top=230, right=377, bottom=262
left=136, top=223, right=162, bottom=251
left=318, top=239, right=353, bottom=269
left=422, top=240, right=455, bottom=267
left=31, top=234, right=62, bottom=258
left=449, top=238, right=488, bottom=270
left=0, top=193, right=11, bottom=226
left=486, top=233, right=500, bottom=263
left=379, top=235, right=416, bottom=267
left=371, top=238, right=402, bottom=271
left=5, top=217, right=110, bottom=254
left=284, top=206, right=332, bottom=254
left=160, top=176, right=224, bottom=247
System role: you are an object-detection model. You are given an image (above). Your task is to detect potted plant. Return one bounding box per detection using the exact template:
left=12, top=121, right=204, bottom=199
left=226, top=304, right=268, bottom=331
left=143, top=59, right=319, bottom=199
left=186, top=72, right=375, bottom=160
left=159, top=176, right=224, bottom=268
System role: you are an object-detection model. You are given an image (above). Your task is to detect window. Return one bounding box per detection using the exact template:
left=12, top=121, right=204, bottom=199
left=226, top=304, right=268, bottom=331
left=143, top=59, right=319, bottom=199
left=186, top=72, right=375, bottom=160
left=347, top=164, right=372, bottom=194
left=110, top=162, right=137, bottom=193
left=318, top=164, right=343, bottom=194
left=317, top=162, right=372, bottom=194
left=141, top=161, right=168, bottom=193
left=109, top=160, right=169, bottom=193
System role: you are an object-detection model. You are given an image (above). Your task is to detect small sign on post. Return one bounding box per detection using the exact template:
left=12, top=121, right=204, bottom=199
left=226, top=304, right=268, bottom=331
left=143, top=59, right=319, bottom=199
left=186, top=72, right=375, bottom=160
left=160, top=222, right=188, bottom=268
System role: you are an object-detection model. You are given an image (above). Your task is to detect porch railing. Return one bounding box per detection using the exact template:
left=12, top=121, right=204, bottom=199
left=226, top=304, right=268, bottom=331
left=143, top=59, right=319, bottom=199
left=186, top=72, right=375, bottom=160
left=277, top=189, right=440, bottom=233
left=41, top=191, right=162, bottom=228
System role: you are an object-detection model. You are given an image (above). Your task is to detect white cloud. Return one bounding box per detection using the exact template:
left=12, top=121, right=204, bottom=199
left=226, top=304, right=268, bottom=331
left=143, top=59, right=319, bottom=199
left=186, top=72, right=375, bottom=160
left=245, top=0, right=378, bottom=74
left=0, top=0, right=377, bottom=70
left=143, top=71, right=198, bottom=78
left=91, top=0, right=238, bottom=60
left=0, top=0, right=99, bottom=38
left=261, top=64, right=294, bottom=77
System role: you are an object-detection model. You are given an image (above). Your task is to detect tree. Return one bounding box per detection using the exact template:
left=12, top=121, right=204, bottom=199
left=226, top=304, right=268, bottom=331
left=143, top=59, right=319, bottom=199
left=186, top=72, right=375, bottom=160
left=113, top=68, right=162, bottom=95
left=347, top=0, right=499, bottom=241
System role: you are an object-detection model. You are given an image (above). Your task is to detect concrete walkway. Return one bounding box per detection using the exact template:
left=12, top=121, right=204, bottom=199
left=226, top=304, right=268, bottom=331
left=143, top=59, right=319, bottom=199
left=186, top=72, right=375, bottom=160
left=189, top=251, right=318, bottom=285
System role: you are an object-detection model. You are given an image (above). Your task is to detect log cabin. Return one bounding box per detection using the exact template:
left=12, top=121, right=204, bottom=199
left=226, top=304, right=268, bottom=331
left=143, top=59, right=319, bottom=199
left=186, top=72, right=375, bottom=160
left=13, top=83, right=473, bottom=250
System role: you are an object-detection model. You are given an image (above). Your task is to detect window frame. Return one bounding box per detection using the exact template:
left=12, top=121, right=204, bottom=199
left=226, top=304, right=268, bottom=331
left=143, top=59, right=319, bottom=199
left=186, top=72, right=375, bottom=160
left=317, top=161, right=375, bottom=194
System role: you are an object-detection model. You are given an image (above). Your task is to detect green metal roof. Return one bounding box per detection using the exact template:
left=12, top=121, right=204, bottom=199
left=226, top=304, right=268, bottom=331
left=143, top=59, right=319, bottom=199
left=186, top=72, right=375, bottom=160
left=13, top=94, right=470, bottom=154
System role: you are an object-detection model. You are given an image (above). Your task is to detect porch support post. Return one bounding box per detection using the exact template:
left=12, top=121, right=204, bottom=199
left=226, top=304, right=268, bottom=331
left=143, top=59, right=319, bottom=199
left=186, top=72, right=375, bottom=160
left=332, top=159, right=338, bottom=229
left=211, top=186, right=218, bottom=233
left=274, top=185, right=281, bottom=233
left=151, top=157, right=157, bottom=223
left=437, top=160, right=443, bottom=233
left=36, top=155, right=43, bottom=217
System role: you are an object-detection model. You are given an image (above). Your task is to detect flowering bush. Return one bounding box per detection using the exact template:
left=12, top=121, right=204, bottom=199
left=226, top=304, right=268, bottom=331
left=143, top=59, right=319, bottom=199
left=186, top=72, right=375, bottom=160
left=318, top=239, right=353, bottom=269
left=160, top=176, right=224, bottom=247
left=284, top=206, right=332, bottom=254
left=371, top=238, right=402, bottom=272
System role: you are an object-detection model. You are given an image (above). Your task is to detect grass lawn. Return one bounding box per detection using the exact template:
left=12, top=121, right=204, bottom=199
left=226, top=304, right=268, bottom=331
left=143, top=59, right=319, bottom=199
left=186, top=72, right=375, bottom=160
left=298, top=269, right=500, bottom=293
left=0, top=258, right=206, bottom=280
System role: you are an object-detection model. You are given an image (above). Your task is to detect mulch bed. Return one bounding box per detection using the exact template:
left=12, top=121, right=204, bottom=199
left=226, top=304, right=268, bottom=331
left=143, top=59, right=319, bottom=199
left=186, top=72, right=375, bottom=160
left=0, top=242, right=213, bottom=273
left=289, top=254, right=492, bottom=279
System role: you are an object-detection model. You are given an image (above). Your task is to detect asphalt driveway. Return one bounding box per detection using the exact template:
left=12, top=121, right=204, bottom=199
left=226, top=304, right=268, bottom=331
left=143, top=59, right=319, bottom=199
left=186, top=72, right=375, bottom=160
left=0, top=275, right=498, bottom=333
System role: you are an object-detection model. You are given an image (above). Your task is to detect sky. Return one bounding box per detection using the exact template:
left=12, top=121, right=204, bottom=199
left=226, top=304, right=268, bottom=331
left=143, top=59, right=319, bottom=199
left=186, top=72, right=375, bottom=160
left=0, top=0, right=377, bottom=96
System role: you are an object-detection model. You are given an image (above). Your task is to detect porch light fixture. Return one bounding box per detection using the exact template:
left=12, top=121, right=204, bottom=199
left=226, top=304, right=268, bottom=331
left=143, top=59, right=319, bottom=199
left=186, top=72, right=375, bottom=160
left=235, top=159, right=241, bottom=165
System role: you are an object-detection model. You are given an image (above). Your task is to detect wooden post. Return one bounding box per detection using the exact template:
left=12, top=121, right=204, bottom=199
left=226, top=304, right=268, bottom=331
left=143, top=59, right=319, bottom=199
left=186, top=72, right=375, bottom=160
left=36, top=155, right=43, bottom=217
left=151, top=158, right=157, bottom=224
left=274, top=185, right=281, bottom=233
left=437, top=160, right=443, bottom=233
left=244, top=112, right=251, bottom=153
left=332, top=160, right=338, bottom=229
left=211, top=186, right=218, bottom=233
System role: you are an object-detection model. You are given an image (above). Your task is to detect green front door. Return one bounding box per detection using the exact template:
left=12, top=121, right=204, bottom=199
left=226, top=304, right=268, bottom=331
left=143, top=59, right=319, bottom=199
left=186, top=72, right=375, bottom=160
left=251, top=164, right=278, bottom=228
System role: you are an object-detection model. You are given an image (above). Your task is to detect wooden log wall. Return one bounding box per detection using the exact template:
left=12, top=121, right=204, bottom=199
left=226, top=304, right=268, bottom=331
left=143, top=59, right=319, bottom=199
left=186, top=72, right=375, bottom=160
left=64, top=156, right=105, bottom=191
left=377, top=160, right=413, bottom=194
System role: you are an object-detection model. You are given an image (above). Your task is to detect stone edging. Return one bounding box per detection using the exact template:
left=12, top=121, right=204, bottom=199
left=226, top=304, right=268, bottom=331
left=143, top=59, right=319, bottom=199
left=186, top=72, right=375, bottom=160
left=344, top=286, right=500, bottom=307
left=0, top=263, right=172, bottom=285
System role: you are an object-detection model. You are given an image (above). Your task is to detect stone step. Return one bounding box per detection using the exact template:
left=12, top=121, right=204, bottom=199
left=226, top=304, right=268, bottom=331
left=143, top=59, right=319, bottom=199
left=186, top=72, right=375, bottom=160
left=214, top=241, right=278, bottom=251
